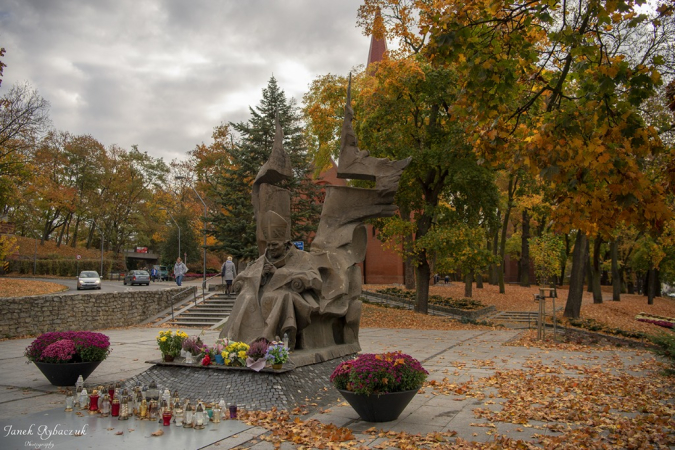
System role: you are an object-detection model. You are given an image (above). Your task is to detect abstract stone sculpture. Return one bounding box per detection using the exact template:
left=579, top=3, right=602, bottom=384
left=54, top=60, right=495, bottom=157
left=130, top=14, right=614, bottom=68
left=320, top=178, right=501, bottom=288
left=220, top=77, right=411, bottom=366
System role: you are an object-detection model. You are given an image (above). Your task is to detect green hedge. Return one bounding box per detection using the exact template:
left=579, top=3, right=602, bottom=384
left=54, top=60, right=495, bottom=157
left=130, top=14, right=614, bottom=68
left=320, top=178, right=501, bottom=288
left=10, top=259, right=119, bottom=278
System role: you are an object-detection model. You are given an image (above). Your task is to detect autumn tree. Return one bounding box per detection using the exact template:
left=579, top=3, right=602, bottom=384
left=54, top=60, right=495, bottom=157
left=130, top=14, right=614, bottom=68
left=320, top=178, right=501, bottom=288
left=0, top=81, right=51, bottom=213
left=423, top=0, right=675, bottom=318
left=304, top=55, right=498, bottom=313
left=94, top=145, right=169, bottom=254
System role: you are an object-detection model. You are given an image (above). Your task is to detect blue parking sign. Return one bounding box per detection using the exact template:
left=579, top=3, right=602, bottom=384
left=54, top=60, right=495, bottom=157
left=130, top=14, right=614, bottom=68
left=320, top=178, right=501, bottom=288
left=293, top=241, right=304, bottom=251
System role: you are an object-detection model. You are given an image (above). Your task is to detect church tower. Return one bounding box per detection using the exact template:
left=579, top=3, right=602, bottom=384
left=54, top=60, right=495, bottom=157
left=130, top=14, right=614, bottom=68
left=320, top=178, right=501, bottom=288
left=359, top=8, right=407, bottom=286
left=366, top=9, right=387, bottom=67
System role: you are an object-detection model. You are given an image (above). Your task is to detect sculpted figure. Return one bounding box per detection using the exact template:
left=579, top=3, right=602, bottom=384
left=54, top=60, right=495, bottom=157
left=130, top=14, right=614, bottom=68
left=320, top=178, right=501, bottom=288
left=220, top=78, right=410, bottom=364
left=221, top=211, right=322, bottom=350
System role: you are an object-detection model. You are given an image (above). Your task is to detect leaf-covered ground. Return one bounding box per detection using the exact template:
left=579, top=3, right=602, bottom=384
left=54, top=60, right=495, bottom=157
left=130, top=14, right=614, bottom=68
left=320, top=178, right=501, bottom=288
left=360, top=303, right=493, bottom=331
left=228, top=354, right=675, bottom=449
left=0, top=278, right=67, bottom=297
left=2, top=277, right=674, bottom=447
left=365, top=283, right=675, bottom=337
left=219, top=286, right=675, bottom=449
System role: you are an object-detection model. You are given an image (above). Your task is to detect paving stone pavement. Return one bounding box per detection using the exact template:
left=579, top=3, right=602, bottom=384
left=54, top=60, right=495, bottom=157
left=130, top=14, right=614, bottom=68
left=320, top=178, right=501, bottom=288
left=0, top=326, right=661, bottom=449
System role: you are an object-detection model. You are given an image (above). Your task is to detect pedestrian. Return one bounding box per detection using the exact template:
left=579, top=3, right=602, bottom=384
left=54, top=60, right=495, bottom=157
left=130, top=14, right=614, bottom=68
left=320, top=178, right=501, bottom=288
left=444, top=275, right=449, bottom=284
left=221, top=256, right=237, bottom=296
left=150, top=267, right=158, bottom=282
left=174, top=257, right=188, bottom=286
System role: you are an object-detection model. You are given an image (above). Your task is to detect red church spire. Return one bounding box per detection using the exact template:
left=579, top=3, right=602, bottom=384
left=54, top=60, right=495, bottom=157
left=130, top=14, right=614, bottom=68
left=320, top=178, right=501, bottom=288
left=366, top=9, right=387, bottom=68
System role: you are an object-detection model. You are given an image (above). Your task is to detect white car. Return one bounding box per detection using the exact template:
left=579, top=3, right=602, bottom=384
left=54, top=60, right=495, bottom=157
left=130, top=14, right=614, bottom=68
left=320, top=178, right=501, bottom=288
left=77, top=271, right=102, bottom=290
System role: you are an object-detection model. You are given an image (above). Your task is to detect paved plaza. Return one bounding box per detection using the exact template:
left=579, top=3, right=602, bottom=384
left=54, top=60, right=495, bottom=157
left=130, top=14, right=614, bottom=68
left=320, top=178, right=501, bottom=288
left=0, top=323, right=664, bottom=449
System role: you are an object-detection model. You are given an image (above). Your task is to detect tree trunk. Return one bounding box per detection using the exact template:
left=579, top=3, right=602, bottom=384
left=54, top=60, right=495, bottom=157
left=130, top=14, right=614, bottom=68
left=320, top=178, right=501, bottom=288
left=585, top=239, right=593, bottom=292
left=85, top=224, right=95, bottom=249
left=499, top=175, right=519, bottom=293
left=476, top=272, right=483, bottom=289
left=560, top=233, right=569, bottom=286
left=415, top=251, right=431, bottom=314
left=464, top=271, right=473, bottom=297
left=520, top=209, right=530, bottom=287
left=626, top=268, right=634, bottom=294
left=656, top=270, right=662, bottom=297
left=647, top=267, right=656, bottom=305
left=564, top=232, right=588, bottom=319
left=611, top=240, right=620, bottom=301
left=592, top=236, right=603, bottom=304
left=489, top=225, right=499, bottom=285
left=70, top=216, right=81, bottom=248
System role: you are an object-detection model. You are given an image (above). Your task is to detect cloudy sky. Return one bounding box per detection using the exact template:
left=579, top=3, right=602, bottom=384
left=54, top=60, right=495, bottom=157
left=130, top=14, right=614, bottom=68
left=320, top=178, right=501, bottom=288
left=0, top=0, right=372, bottom=162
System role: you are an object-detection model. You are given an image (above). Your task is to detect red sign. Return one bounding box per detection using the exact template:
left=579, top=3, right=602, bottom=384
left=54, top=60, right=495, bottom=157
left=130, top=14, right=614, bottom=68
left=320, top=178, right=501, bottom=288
left=135, top=247, right=148, bottom=253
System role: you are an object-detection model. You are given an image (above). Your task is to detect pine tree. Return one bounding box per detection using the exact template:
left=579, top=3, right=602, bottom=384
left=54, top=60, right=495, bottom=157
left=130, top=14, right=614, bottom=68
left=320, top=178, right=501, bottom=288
left=211, top=77, right=322, bottom=261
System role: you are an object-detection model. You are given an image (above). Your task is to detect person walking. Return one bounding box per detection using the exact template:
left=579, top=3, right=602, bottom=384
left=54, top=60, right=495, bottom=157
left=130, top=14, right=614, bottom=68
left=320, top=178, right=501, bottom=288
left=150, top=267, right=158, bottom=282
left=221, top=256, right=237, bottom=296
left=174, top=257, right=188, bottom=286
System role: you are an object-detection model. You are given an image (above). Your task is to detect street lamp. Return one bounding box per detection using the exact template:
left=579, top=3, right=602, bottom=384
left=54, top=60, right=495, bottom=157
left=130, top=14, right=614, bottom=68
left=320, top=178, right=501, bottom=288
left=175, top=176, right=207, bottom=295
left=159, top=208, right=181, bottom=259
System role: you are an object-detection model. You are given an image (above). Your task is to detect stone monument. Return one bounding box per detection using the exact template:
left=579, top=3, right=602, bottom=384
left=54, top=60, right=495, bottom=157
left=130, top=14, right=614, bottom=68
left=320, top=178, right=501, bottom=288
left=220, top=78, right=411, bottom=365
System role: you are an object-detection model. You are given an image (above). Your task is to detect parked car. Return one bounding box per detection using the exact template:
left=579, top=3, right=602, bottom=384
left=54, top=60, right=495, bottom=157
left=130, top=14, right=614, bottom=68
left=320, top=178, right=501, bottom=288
left=123, top=270, right=150, bottom=286
left=152, top=265, right=169, bottom=281
left=77, top=271, right=101, bottom=290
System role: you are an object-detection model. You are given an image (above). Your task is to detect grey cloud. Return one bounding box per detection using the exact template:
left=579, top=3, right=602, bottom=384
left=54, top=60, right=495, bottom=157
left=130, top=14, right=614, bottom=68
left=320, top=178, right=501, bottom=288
left=1, top=0, right=371, bottom=161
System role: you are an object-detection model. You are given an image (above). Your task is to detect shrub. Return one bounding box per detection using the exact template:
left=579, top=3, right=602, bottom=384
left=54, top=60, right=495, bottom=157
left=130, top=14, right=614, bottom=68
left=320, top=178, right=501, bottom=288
left=648, top=332, right=675, bottom=373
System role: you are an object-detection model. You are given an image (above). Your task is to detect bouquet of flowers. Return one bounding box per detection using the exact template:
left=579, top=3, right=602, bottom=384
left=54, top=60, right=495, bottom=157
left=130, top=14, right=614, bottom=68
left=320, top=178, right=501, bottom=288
left=245, top=338, right=270, bottom=371
left=222, top=341, right=249, bottom=366
left=156, top=330, right=188, bottom=358
left=182, top=336, right=204, bottom=356
left=265, top=342, right=289, bottom=365
left=330, top=351, right=428, bottom=395
left=25, top=331, right=111, bottom=364
left=246, top=338, right=270, bottom=360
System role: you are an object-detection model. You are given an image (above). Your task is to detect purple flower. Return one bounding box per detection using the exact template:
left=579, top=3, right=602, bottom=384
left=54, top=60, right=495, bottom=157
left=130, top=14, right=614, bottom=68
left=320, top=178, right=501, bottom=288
left=247, top=338, right=270, bottom=360
left=331, top=351, right=428, bottom=395
left=25, top=331, right=111, bottom=363
left=41, top=339, right=77, bottom=363
left=182, top=336, right=204, bottom=355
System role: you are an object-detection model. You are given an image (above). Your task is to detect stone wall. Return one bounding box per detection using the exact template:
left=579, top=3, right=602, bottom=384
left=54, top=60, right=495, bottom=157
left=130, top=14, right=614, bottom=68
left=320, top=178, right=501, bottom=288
left=0, top=287, right=196, bottom=338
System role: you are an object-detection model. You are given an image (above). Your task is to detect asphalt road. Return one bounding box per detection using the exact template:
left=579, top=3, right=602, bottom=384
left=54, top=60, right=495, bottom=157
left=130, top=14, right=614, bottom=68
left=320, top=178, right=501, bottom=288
left=10, top=277, right=189, bottom=295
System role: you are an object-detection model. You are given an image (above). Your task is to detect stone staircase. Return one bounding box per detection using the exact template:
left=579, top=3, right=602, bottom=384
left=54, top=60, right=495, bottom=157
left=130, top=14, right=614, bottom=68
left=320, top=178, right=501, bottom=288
left=162, top=292, right=236, bottom=329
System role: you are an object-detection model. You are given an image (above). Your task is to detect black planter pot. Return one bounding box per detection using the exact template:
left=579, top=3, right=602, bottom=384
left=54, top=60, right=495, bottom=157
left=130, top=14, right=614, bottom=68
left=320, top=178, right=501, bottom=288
left=33, top=361, right=102, bottom=386
left=337, top=389, right=418, bottom=422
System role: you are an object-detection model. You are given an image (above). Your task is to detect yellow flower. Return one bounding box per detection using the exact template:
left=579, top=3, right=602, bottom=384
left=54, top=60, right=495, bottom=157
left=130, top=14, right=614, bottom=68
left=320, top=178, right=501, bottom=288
left=238, top=350, right=247, bottom=359
left=160, top=336, right=167, bottom=342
